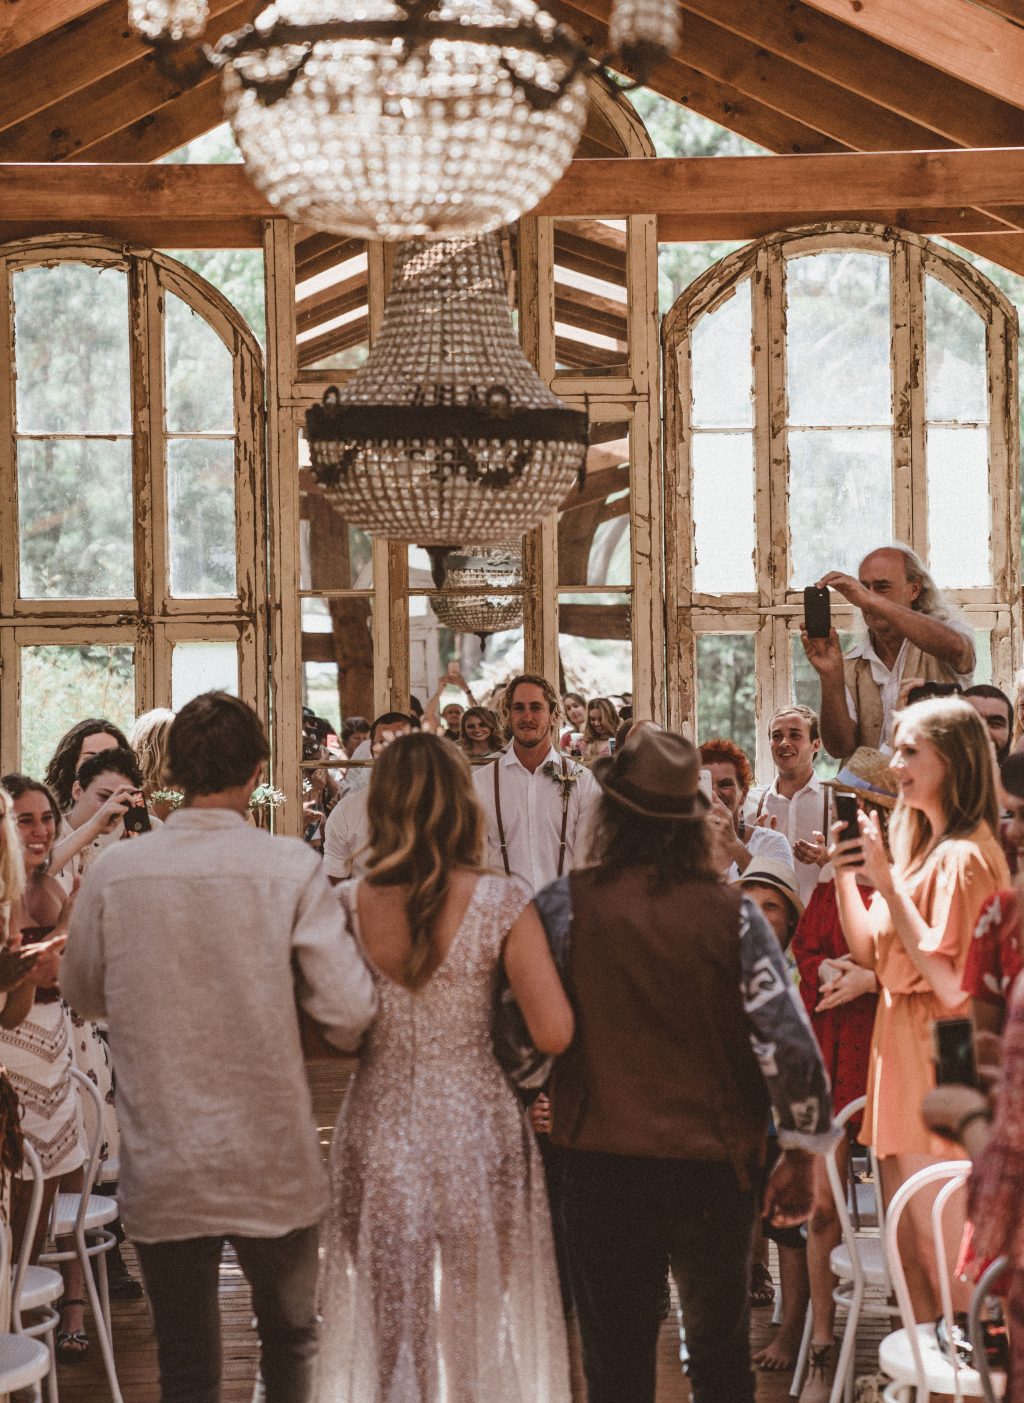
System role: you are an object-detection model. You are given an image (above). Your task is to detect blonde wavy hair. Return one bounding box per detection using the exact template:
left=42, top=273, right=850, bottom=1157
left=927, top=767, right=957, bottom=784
left=130, top=708, right=176, bottom=796
left=889, top=697, right=1000, bottom=872
left=495, top=674, right=561, bottom=743
left=364, top=733, right=486, bottom=989
left=0, top=786, right=25, bottom=932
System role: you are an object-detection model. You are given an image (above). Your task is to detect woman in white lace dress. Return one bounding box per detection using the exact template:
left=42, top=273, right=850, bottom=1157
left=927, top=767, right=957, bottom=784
left=315, top=733, right=574, bottom=1403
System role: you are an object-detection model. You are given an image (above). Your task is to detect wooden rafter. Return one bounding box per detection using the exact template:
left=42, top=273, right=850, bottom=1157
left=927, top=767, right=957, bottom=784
left=295, top=234, right=365, bottom=281
left=799, top=0, right=1024, bottom=109
left=0, top=0, right=105, bottom=53
left=76, top=77, right=226, bottom=164
left=554, top=230, right=627, bottom=282
left=298, top=316, right=369, bottom=367
left=295, top=270, right=369, bottom=334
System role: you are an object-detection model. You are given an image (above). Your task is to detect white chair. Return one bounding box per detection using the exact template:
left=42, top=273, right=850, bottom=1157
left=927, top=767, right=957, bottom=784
left=879, top=1161, right=1006, bottom=1401
left=790, top=1096, right=889, bottom=1403
left=12, top=1140, right=64, bottom=1403
left=39, top=1068, right=122, bottom=1403
left=969, top=1255, right=1009, bottom=1403
left=0, top=1216, right=52, bottom=1400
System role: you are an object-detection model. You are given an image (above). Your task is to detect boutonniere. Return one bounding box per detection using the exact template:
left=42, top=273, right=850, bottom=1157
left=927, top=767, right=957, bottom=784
left=248, top=784, right=287, bottom=813
left=149, top=788, right=184, bottom=809
left=542, top=760, right=581, bottom=803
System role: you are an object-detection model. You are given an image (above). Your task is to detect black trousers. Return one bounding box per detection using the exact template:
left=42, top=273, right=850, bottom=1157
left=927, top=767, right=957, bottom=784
left=135, top=1224, right=320, bottom=1403
left=561, top=1149, right=758, bottom=1403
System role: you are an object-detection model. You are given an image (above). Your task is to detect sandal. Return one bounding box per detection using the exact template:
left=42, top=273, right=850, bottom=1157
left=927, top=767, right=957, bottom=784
left=56, top=1298, right=89, bottom=1364
left=749, top=1261, right=775, bottom=1308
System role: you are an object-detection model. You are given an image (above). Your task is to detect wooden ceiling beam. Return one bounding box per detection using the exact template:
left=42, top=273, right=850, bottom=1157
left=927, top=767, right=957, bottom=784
left=555, top=336, right=625, bottom=369
left=799, top=0, right=1024, bottom=110
left=298, top=317, right=369, bottom=367
left=0, top=0, right=106, bottom=54
left=678, top=0, right=1024, bottom=149
left=657, top=207, right=1020, bottom=241
left=970, top=0, right=1024, bottom=23
left=75, top=77, right=226, bottom=163
left=11, top=150, right=1024, bottom=224
left=296, top=271, right=369, bottom=333
left=554, top=234, right=628, bottom=283
left=295, top=236, right=366, bottom=283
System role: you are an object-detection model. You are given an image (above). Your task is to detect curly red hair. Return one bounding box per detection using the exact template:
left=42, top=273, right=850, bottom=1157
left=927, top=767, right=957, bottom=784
left=699, top=737, right=753, bottom=794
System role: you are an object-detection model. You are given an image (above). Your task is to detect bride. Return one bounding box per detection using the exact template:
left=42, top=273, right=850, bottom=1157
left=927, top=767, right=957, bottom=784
left=315, top=732, right=574, bottom=1403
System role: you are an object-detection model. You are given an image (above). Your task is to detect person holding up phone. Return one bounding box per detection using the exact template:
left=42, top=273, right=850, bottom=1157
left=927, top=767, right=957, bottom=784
left=830, top=697, right=1007, bottom=1321
left=800, top=543, right=975, bottom=761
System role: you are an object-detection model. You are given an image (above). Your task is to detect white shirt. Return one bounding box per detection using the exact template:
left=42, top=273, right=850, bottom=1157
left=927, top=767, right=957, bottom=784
left=322, top=787, right=370, bottom=880
left=844, top=619, right=975, bottom=749
left=344, top=738, right=373, bottom=793
left=60, top=808, right=377, bottom=1243
left=750, top=773, right=831, bottom=904
left=725, top=824, right=795, bottom=884
left=473, top=743, right=600, bottom=896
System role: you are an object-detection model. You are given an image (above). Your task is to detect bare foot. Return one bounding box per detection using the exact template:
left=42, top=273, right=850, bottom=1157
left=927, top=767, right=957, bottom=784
left=753, top=1328, right=803, bottom=1371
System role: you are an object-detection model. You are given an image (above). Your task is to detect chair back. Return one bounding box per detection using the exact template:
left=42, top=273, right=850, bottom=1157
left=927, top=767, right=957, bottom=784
left=968, top=1254, right=1008, bottom=1403
left=825, top=1095, right=890, bottom=1291
left=884, top=1161, right=970, bottom=1400
left=69, top=1066, right=105, bottom=1196
left=10, top=1140, right=43, bottom=1330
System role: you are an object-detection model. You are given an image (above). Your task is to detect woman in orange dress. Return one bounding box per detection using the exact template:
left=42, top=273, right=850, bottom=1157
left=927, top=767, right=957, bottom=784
left=833, top=696, right=1008, bottom=1319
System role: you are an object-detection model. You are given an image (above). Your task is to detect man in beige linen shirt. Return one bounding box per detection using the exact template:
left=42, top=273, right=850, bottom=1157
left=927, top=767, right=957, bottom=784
left=62, top=693, right=377, bottom=1403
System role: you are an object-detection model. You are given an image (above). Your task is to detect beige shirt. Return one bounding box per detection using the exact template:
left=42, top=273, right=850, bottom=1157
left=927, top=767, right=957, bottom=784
left=61, top=808, right=378, bottom=1243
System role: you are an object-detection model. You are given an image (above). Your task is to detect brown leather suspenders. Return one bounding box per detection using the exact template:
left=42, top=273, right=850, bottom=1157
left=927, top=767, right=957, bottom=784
left=493, top=755, right=571, bottom=879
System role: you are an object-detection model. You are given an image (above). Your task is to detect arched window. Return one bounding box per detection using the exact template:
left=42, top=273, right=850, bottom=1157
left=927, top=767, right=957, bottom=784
left=663, top=223, right=1020, bottom=772
left=0, top=236, right=265, bottom=776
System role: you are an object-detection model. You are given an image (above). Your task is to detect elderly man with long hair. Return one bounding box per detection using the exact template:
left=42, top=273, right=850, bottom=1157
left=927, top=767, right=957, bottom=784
left=801, top=542, right=975, bottom=760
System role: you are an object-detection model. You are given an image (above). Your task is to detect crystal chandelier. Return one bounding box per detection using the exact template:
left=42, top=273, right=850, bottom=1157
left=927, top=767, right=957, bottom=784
left=128, top=0, right=681, bottom=239
left=429, top=542, right=525, bottom=641
left=304, top=233, right=588, bottom=544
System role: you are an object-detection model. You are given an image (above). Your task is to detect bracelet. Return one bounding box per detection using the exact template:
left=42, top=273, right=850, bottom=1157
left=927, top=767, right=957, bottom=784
left=955, top=1106, right=991, bottom=1139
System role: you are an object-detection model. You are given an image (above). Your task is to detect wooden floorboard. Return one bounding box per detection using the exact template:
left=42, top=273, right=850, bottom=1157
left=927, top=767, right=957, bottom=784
left=58, top=1062, right=882, bottom=1402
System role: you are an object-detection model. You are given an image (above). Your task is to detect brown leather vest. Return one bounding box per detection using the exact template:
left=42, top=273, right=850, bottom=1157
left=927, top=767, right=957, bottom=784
left=550, top=868, right=769, bottom=1185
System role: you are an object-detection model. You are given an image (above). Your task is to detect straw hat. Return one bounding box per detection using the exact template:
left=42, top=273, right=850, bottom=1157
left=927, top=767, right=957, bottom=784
left=592, top=728, right=711, bottom=822
left=823, top=747, right=899, bottom=810
left=732, top=856, right=805, bottom=919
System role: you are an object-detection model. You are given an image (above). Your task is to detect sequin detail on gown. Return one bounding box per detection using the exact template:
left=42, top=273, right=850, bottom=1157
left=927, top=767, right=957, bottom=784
left=315, top=874, right=571, bottom=1403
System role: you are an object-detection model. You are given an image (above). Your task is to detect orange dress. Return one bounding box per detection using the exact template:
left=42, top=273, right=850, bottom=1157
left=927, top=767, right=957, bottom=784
left=860, top=824, right=1008, bottom=1158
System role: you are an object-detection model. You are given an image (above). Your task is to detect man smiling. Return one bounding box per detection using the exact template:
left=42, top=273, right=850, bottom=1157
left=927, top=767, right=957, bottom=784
left=750, top=706, right=832, bottom=905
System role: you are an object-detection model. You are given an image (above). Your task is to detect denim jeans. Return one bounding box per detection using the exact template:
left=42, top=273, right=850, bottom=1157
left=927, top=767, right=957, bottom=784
left=561, top=1149, right=757, bottom=1403
left=135, top=1224, right=320, bottom=1403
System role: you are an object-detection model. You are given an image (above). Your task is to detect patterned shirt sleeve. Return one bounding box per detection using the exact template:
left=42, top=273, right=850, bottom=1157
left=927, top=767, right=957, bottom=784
left=739, top=895, right=835, bottom=1153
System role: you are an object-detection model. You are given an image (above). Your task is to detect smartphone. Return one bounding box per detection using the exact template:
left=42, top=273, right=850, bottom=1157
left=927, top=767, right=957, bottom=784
left=123, top=804, right=151, bottom=835
left=834, top=792, right=861, bottom=847
left=804, top=585, right=831, bottom=639
left=698, top=768, right=714, bottom=802
left=933, top=1017, right=978, bottom=1088
left=446, top=661, right=460, bottom=677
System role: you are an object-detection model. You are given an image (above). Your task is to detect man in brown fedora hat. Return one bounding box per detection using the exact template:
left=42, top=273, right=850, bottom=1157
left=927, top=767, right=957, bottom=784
left=536, top=728, right=833, bottom=1403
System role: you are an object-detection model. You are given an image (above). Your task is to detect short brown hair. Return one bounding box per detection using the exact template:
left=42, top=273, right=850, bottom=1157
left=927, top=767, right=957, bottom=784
left=768, top=704, right=820, bottom=744
left=167, top=693, right=269, bottom=797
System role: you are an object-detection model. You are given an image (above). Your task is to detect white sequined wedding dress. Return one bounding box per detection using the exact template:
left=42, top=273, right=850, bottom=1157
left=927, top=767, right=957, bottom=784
left=315, top=874, right=571, bottom=1403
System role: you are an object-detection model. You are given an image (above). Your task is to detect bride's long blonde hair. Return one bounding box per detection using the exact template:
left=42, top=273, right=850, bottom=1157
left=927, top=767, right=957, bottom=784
left=364, top=732, right=486, bottom=989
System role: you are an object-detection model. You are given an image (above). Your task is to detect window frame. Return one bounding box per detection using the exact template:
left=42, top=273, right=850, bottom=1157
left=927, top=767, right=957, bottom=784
left=0, top=234, right=266, bottom=769
left=663, top=221, right=1021, bottom=778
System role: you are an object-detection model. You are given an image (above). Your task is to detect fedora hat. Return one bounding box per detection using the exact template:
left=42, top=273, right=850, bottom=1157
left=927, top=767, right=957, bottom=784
left=592, top=728, right=710, bottom=822
left=822, top=747, right=899, bottom=809
left=732, top=856, right=804, bottom=919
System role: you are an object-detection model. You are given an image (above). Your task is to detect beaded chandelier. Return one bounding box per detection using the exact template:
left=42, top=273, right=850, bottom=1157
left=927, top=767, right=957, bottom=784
left=304, top=234, right=588, bottom=544
left=430, top=543, right=525, bottom=641
left=129, top=0, right=681, bottom=239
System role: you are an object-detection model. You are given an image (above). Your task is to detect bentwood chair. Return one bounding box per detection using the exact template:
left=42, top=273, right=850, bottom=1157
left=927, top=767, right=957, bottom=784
left=12, top=1139, right=64, bottom=1403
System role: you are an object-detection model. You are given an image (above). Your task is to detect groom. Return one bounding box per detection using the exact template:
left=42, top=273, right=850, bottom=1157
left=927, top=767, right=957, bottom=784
left=62, top=692, right=378, bottom=1403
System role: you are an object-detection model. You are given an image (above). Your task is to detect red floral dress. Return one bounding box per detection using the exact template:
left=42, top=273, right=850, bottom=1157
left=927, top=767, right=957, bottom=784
left=792, top=880, right=877, bottom=1116
left=962, top=889, right=1023, bottom=1015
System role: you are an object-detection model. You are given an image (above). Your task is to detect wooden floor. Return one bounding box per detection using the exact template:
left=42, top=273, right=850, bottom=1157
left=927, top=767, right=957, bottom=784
left=59, top=1063, right=875, bottom=1402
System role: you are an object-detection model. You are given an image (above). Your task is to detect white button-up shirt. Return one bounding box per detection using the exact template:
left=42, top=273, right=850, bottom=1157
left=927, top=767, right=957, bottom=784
left=844, top=619, right=974, bottom=749
left=322, top=787, right=370, bottom=881
left=751, top=773, right=832, bottom=904
left=61, top=808, right=377, bottom=1244
left=473, top=743, right=600, bottom=895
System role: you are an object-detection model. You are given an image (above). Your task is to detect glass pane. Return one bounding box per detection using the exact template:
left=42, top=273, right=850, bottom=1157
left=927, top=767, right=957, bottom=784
left=558, top=591, right=632, bottom=705
left=973, top=628, right=992, bottom=686
left=927, top=426, right=990, bottom=587
left=696, top=634, right=755, bottom=759
left=788, top=429, right=892, bottom=585
left=18, top=438, right=134, bottom=599
left=925, top=276, right=988, bottom=424
left=13, top=265, right=131, bottom=433
left=302, top=597, right=375, bottom=724
left=559, top=424, right=630, bottom=588
left=553, top=219, right=629, bottom=376
left=300, top=435, right=372, bottom=590
left=791, top=631, right=856, bottom=766
left=786, top=252, right=891, bottom=427
left=164, top=293, right=234, bottom=433
left=167, top=439, right=236, bottom=597
left=691, top=282, right=752, bottom=429
left=171, top=641, right=239, bottom=710
left=692, top=434, right=755, bottom=593
left=20, top=644, right=134, bottom=779
left=411, top=597, right=522, bottom=712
